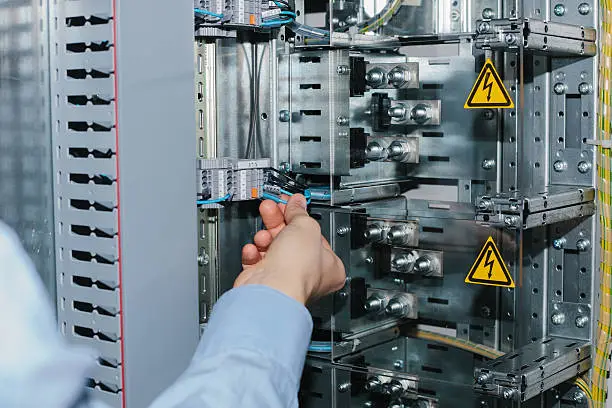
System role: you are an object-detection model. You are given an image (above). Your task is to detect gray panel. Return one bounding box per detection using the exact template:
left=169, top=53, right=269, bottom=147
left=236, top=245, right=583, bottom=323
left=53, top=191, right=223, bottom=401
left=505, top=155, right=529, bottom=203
left=0, top=0, right=55, bottom=293
left=114, top=0, right=199, bottom=406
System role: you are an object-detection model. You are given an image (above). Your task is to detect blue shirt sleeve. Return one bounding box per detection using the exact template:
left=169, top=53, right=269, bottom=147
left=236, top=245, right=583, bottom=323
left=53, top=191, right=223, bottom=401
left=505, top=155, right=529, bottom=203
left=149, top=285, right=314, bottom=408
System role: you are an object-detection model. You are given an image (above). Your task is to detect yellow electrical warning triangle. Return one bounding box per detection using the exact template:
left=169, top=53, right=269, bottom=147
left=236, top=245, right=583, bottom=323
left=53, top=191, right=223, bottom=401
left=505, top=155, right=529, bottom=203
left=465, top=236, right=515, bottom=287
left=464, top=59, right=514, bottom=109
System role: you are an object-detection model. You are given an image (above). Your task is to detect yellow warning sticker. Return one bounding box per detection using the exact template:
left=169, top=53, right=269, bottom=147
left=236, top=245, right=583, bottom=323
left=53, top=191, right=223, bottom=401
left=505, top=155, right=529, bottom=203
left=465, top=236, right=515, bottom=287
left=464, top=59, right=514, bottom=109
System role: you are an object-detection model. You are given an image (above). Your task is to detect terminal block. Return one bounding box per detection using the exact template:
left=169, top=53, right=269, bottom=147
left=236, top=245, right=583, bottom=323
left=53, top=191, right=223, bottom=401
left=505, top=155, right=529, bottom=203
left=196, top=158, right=271, bottom=207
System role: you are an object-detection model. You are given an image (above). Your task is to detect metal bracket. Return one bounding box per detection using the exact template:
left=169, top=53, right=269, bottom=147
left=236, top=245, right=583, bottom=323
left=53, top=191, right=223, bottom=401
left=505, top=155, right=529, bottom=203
left=474, top=337, right=591, bottom=402
left=474, top=18, right=596, bottom=56
left=549, top=302, right=592, bottom=341
left=475, top=187, right=595, bottom=229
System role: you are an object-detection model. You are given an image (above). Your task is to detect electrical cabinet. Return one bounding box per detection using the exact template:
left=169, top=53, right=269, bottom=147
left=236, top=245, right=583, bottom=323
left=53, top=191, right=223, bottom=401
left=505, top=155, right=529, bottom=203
left=0, top=0, right=609, bottom=407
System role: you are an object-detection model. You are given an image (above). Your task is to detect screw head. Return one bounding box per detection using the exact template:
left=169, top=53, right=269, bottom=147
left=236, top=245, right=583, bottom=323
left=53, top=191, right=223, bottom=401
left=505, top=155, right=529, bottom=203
left=553, top=82, right=567, bottom=95
left=481, top=159, right=496, bottom=170
left=577, top=161, right=591, bottom=174
left=504, top=215, right=519, bottom=227
left=578, top=3, right=591, bottom=15
left=478, top=21, right=490, bottom=33
left=476, top=373, right=490, bottom=384
left=478, top=199, right=493, bottom=211
left=337, top=382, right=351, bottom=393
left=336, top=226, right=350, bottom=236
left=410, top=104, right=430, bottom=124
left=502, top=388, right=516, bottom=400
left=337, top=116, right=349, bottom=126
left=576, top=238, right=591, bottom=252
left=483, top=109, right=495, bottom=120
left=482, top=8, right=495, bottom=19
left=504, top=33, right=516, bottom=45
left=575, top=315, right=589, bottom=328
left=388, top=106, right=407, bottom=120
left=551, top=312, right=566, bottom=325
left=279, top=110, right=291, bottom=122
left=336, top=65, right=350, bottom=75
left=553, top=160, right=568, bottom=172
left=573, top=390, right=586, bottom=403
left=394, top=359, right=404, bottom=369
left=552, top=237, right=567, bottom=249
left=553, top=4, right=566, bottom=16
left=480, top=306, right=491, bottom=318
left=365, top=68, right=385, bottom=87
left=578, top=82, right=592, bottom=95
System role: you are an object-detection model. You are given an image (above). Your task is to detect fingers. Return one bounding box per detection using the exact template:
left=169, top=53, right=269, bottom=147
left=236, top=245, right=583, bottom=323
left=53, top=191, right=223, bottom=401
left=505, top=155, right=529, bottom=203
left=241, top=243, right=262, bottom=266
left=283, top=194, right=309, bottom=225
left=253, top=229, right=273, bottom=251
left=259, top=199, right=286, bottom=237
left=322, top=246, right=347, bottom=292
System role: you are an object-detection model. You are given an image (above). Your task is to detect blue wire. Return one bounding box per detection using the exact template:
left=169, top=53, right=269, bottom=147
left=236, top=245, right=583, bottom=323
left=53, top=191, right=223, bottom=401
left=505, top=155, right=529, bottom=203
left=279, top=10, right=297, bottom=18
left=261, top=18, right=293, bottom=28
left=308, top=341, right=332, bottom=353
left=262, top=192, right=288, bottom=204
left=197, top=193, right=231, bottom=205
left=194, top=8, right=224, bottom=19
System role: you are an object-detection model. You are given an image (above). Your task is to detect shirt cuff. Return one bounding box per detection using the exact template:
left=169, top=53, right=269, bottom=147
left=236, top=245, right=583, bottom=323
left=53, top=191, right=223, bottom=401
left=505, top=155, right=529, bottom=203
left=195, top=285, right=313, bottom=384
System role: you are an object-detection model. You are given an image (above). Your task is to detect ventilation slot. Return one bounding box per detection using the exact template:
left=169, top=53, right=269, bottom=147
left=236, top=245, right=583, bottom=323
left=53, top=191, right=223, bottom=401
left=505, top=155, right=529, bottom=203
left=72, top=276, right=116, bottom=291
left=299, top=56, right=321, bottom=63
left=65, top=15, right=111, bottom=27
left=67, top=69, right=112, bottom=79
left=74, top=325, right=118, bottom=342
left=68, top=95, right=112, bottom=106
left=427, top=343, right=449, bottom=352
left=300, top=136, right=322, bottom=142
left=85, top=378, right=121, bottom=393
left=421, top=365, right=443, bottom=374
left=69, top=148, right=114, bottom=159
left=98, top=357, right=119, bottom=368
left=427, top=156, right=450, bottom=162
left=422, top=226, right=444, bottom=233
left=71, top=224, right=115, bottom=238
left=300, top=110, right=322, bottom=116
left=427, top=297, right=449, bottom=305
left=68, top=121, right=113, bottom=132
left=66, top=41, right=112, bottom=53
left=300, top=162, right=322, bottom=169
left=299, top=83, right=322, bottom=90
left=71, top=250, right=116, bottom=265
left=70, top=199, right=114, bottom=212
left=70, top=173, right=114, bottom=185
left=73, top=301, right=117, bottom=317
left=422, top=131, right=444, bottom=138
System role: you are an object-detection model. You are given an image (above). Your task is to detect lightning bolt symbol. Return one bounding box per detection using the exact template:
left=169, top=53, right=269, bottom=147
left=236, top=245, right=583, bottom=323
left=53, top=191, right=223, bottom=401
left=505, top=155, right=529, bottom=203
left=484, top=249, right=495, bottom=279
left=482, top=72, right=494, bottom=102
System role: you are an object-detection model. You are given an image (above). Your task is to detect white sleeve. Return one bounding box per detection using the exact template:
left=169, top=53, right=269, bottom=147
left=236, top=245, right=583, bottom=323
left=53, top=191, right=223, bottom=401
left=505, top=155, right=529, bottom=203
left=0, top=222, right=97, bottom=408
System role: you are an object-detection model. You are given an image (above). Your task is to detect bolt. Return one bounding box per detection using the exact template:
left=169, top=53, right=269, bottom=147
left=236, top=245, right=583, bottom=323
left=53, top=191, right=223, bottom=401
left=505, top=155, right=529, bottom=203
left=392, top=254, right=414, bottom=271
left=553, top=82, right=567, bottom=95
left=476, top=373, right=490, bottom=384
left=365, top=68, right=385, bottom=87
left=410, top=104, right=431, bottom=124
left=573, top=390, right=586, bottom=403
left=477, top=21, right=490, bottom=33
left=481, top=8, right=495, bottom=19
left=364, top=294, right=385, bottom=313
left=480, top=401, right=489, bottom=408
left=337, top=291, right=348, bottom=300
left=279, top=110, right=291, bottom=122
left=576, top=238, right=591, bottom=251
left=482, top=159, right=496, bottom=170
left=578, top=3, right=591, bottom=15
left=393, top=278, right=403, bottom=285
left=413, top=256, right=432, bottom=274
left=337, top=382, right=351, bottom=393
left=394, top=359, right=404, bottom=369
left=387, top=141, right=405, bottom=159
left=483, top=109, right=495, bottom=120
left=553, top=160, right=568, bottom=172
left=575, top=315, right=589, bottom=328
left=337, top=116, right=349, bottom=126
left=363, top=402, right=373, bottom=408
left=364, top=376, right=382, bottom=392
left=336, top=226, right=350, bottom=236
left=577, top=161, right=592, bottom=174
left=364, top=224, right=383, bottom=242
left=480, top=305, right=491, bottom=318
left=388, top=106, right=407, bottom=120
left=551, top=312, right=566, bottom=325
left=505, top=33, right=517, bottom=45
left=502, top=388, right=517, bottom=400
left=365, top=256, right=374, bottom=264
left=387, top=225, right=411, bottom=245
left=553, top=4, right=566, bottom=16
left=478, top=199, right=493, bottom=211
left=383, top=380, right=404, bottom=397
left=279, top=162, right=291, bottom=173
left=366, top=142, right=385, bottom=161
left=552, top=237, right=567, bottom=249
left=578, top=82, right=592, bottom=95
left=197, top=253, right=209, bottom=266
left=504, top=215, right=519, bottom=227
left=337, top=65, right=350, bottom=75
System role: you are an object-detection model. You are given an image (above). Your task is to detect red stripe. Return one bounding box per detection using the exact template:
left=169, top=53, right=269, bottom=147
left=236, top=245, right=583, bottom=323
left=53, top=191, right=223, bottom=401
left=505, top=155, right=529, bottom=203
left=110, top=1, right=126, bottom=407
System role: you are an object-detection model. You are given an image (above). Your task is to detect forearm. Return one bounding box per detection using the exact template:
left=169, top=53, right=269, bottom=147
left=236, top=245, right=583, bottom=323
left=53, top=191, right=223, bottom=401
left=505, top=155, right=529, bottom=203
left=150, top=285, right=313, bottom=408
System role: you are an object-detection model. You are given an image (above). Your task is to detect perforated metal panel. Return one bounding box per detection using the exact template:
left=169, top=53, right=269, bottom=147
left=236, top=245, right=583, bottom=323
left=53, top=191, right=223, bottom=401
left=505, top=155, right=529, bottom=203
left=49, top=1, right=122, bottom=406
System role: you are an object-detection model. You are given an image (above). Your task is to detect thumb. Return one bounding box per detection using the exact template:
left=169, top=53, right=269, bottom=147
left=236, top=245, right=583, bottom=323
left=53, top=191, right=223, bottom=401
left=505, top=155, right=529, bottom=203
left=284, top=194, right=308, bottom=224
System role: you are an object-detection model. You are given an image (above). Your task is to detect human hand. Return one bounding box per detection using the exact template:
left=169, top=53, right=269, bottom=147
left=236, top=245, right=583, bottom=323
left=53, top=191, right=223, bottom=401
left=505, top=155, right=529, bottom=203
left=234, top=194, right=346, bottom=305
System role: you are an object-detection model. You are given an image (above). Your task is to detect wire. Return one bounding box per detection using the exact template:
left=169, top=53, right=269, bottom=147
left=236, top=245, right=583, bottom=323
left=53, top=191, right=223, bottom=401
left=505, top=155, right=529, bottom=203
left=262, top=192, right=287, bottom=204
left=196, top=193, right=231, bottom=205
left=194, top=8, right=224, bottom=19
left=308, top=341, right=332, bottom=353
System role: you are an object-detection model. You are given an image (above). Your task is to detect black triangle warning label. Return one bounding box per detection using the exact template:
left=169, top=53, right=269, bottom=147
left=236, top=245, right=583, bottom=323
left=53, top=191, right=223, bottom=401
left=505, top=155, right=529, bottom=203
left=464, top=59, right=514, bottom=109
left=465, top=236, right=515, bottom=287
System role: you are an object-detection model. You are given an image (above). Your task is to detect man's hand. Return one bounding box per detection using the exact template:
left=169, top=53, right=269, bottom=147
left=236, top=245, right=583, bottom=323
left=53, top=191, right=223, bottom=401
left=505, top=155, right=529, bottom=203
left=234, top=194, right=346, bottom=305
